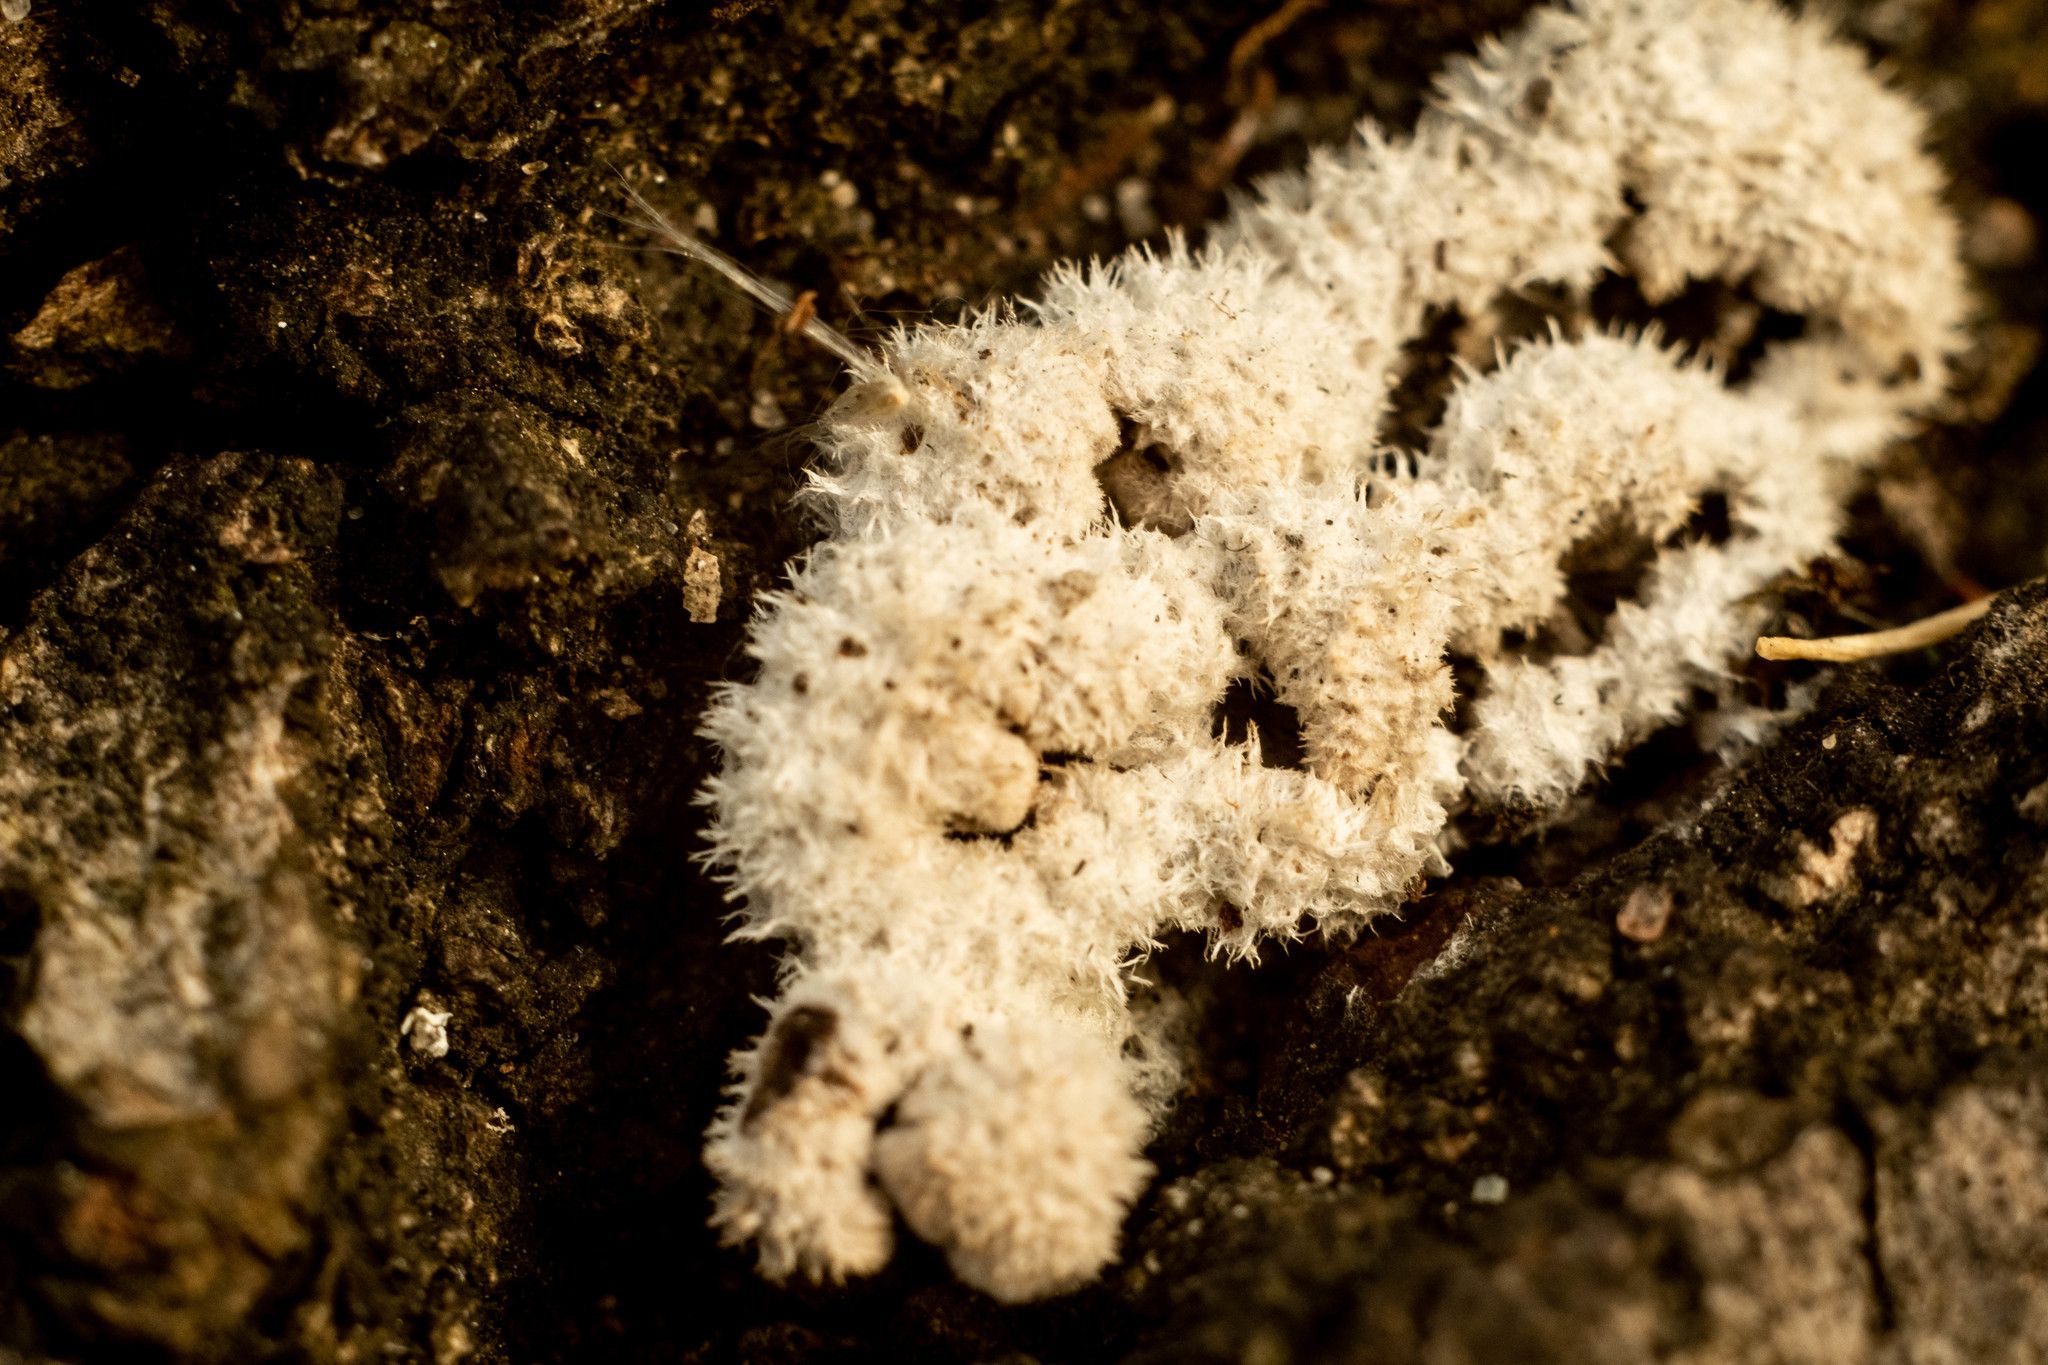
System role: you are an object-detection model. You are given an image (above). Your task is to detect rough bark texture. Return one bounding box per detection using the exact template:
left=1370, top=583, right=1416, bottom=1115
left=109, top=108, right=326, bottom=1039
left=2, top=0, right=2046, bottom=1362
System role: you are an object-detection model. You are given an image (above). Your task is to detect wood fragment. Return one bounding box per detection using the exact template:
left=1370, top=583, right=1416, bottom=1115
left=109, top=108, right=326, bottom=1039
left=782, top=290, right=818, bottom=337
left=1225, top=0, right=1326, bottom=105
left=1756, top=594, right=1994, bottom=662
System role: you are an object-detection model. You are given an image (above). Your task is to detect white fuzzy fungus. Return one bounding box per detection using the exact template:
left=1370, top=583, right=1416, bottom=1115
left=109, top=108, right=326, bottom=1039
left=695, top=0, right=1966, bottom=1302
left=400, top=1004, right=453, bottom=1059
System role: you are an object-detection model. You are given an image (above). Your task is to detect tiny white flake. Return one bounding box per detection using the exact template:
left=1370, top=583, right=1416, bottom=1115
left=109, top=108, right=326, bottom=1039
left=399, top=1005, right=452, bottom=1059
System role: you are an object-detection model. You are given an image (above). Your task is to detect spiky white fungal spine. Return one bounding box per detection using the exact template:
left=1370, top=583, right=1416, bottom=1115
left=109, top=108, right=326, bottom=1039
left=696, top=0, right=1967, bottom=1302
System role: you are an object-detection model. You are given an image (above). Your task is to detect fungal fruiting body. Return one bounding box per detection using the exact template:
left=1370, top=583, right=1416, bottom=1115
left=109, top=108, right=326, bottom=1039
left=696, top=0, right=1966, bottom=1302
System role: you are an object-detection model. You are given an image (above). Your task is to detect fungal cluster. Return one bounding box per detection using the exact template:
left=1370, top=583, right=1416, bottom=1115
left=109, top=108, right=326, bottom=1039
left=693, top=0, right=1967, bottom=1303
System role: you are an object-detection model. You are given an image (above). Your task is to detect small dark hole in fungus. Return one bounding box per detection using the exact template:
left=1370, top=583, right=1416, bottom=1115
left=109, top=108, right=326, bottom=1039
left=1375, top=303, right=1467, bottom=454
left=1496, top=513, right=1665, bottom=664
left=1095, top=417, right=1194, bottom=535
left=1683, top=491, right=1732, bottom=546
left=1561, top=515, right=1660, bottom=620
left=1211, top=674, right=1307, bottom=769
left=944, top=810, right=1036, bottom=843
left=1443, top=651, right=1486, bottom=736
left=744, top=1005, right=838, bottom=1127
left=1589, top=272, right=1806, bottom=385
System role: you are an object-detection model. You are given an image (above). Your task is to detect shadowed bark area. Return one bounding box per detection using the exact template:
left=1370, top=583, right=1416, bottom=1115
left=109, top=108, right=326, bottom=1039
left=2, top=0, right=2046, bottom=1361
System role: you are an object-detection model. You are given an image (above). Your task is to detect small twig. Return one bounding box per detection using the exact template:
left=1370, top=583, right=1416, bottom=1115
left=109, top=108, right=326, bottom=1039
left=1756, top=593, right=1994, bottom=662
left=1186, top=0, right=1325, bottom=197
left=1196, top=69, right=1277, bottom=194
left=1225, top=0, right=1325, bottom=106
left=781, top=290, right=819, bottom=337
left=607, top=165, right=890, bottom=385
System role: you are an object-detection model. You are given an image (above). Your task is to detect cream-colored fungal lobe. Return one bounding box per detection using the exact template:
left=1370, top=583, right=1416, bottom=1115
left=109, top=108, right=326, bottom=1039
left=698, top=0, right=1966, bottom=1301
